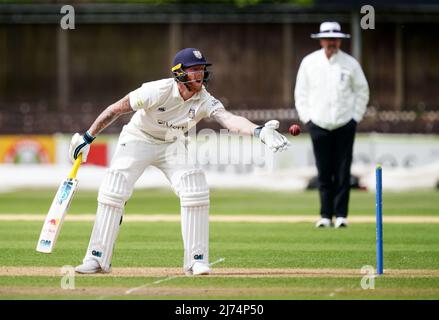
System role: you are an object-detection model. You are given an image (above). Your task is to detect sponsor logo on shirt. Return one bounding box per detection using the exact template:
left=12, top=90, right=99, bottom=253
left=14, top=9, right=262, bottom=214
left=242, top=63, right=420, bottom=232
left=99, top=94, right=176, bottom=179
left=157, top=120, right=187, bottom=130
left=211, top=98, right=220, bottom=107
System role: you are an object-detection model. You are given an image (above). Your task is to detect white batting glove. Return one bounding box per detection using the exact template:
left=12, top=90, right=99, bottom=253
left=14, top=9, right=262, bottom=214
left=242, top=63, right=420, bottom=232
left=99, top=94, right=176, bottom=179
left=256, top=120, right=289, bottom=152
left=68, top=132, right=95, bottom=163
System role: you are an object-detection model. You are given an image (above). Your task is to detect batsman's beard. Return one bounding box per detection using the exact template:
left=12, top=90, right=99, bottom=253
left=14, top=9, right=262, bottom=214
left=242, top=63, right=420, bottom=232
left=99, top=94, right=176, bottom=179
left=185, top=80, right=203, bottom=92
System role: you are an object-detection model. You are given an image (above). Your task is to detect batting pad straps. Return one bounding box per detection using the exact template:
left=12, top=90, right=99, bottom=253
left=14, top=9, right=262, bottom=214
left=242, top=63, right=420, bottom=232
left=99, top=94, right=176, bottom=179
left=178, top=169, right=210, bottom=207
left=180, top=191, right=210, bottom=207
left=97, top=169, right=130, bottom=209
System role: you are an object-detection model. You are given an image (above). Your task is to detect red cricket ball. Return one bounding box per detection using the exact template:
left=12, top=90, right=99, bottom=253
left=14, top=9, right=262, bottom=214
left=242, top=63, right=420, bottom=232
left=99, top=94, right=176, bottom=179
left=288, top=124, right=301, bottom=136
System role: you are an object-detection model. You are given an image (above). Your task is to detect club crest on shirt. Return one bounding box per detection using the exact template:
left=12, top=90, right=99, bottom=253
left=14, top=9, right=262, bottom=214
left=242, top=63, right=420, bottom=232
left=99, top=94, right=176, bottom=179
left=193, top=50, right=202, bottom=59
left=188, top=108, right=196, bottom=120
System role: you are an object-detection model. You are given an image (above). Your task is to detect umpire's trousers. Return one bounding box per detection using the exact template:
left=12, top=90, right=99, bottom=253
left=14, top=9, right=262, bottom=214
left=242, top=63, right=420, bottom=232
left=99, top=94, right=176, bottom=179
left=308, top=119, right=357, bottom=219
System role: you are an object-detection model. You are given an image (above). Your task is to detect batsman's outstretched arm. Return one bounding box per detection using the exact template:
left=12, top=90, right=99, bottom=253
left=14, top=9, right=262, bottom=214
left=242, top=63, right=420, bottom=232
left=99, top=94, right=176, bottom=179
left=211, top=109, right=289, bottom=152
left=212, top=109, right=258, bottom=136
left=69, top=94, right=133, bottom=163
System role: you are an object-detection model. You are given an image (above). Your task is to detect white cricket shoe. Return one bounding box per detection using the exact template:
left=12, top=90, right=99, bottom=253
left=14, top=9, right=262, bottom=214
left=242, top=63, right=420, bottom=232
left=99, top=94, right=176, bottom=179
left=186, top=262, right=212, bottom=276
left=75, top=260, right=109, bottom=274
left=315, top=218, right=333, bottom=228
left=335, top=217, right=348, bottom=228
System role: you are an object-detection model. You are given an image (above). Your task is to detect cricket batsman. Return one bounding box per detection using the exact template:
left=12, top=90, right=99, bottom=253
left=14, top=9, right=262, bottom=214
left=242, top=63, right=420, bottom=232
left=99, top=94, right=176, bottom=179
left=69, top=48, right=289, bottom=275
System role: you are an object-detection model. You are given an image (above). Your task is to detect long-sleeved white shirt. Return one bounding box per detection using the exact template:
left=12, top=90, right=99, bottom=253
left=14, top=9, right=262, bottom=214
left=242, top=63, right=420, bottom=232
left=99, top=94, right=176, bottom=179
left=294, top=48, right=369, bottom=130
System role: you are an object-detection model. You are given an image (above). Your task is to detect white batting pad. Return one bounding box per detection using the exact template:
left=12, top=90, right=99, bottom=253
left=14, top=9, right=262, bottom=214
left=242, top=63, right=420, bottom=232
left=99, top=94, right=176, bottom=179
left=97, top=169, right=130, bottom=209
left=83, top=169, right=129, bottom=271
left=178, top=169, right=210, bottom=207
left=178, top=170, right=210, bottom=271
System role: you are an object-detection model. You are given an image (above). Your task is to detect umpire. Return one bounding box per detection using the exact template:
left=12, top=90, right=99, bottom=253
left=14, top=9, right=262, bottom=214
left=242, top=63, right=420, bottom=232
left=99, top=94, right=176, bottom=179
left=294, top=22, right=369, bottom=228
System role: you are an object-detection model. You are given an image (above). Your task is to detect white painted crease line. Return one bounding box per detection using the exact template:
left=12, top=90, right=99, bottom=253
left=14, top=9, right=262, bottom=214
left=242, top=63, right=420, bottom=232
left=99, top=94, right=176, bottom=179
left=1, top=214, right=439, bottom=223
left=124, top=276, right=177, bottom=295
left=125, top=258, right=225, bottom=295
left=209, top=258, right=225, bottom=267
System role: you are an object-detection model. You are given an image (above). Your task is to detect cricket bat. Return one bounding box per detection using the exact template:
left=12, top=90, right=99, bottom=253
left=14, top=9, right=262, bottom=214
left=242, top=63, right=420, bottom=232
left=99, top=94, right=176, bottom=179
left=36, top=154, right=83, bottom=253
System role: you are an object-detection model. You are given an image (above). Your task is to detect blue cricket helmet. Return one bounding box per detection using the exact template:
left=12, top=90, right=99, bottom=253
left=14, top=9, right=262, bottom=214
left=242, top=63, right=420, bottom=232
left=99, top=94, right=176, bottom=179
left=172, top=48, right=212, bottom=70
left=171, top=48, right=212, bottom=84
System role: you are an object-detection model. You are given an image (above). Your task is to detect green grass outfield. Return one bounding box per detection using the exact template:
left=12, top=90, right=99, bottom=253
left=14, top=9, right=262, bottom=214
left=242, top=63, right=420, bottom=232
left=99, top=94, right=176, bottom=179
left=0, top=189, right=438, bottom=300
left=0, top=188, right=437, bottom=216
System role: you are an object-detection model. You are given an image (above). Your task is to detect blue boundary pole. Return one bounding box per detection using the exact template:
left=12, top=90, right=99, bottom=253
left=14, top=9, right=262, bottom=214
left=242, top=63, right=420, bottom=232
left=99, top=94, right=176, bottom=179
left=376, top=165, right=383, bottom=275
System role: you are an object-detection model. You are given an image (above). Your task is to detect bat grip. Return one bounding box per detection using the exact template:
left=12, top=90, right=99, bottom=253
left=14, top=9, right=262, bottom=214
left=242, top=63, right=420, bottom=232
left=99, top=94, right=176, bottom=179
left=68, top=154, right=82, bottom=179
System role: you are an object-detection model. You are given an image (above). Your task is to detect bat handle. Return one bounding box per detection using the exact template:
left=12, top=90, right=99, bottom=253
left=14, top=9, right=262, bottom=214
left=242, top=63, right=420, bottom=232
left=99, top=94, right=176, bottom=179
left=68, top=154, right=83, bottom=179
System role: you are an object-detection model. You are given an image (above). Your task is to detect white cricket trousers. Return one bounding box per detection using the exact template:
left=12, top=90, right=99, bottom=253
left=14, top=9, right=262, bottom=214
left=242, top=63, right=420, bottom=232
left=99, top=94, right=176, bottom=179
left=82, top=136, right=210, bottom=273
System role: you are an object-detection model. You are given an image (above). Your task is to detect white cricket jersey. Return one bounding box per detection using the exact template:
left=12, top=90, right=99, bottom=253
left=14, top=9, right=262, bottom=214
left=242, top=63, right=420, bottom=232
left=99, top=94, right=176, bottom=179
left=123, top=78, right=225, bottom=144
left=294, top=49, right=369, bottom=130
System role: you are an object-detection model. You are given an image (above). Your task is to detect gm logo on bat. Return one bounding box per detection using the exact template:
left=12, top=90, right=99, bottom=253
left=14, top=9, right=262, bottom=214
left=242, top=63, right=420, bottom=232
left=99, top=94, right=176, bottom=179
left=57, top=181, right=73, bottom=205
left=40, top=239, right=52, bottom=247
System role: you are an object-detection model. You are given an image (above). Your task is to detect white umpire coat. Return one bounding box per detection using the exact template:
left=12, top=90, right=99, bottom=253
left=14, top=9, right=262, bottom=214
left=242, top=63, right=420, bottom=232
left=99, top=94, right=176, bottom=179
left=294, top=48, right=370, bottom=131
